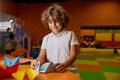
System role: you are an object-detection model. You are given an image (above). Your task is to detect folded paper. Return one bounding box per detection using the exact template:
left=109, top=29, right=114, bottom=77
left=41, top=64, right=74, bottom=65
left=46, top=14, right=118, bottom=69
left=5, top=63, right=19, bottom=73
left=5, top=56, right=20, bottom=67
left=12, top=69, right=39, bottom=80
left=0, top=67, right=11, bottom=78
left=0, top=57, right=20, bottom=78
left=36, top=61, right=54, bottom=73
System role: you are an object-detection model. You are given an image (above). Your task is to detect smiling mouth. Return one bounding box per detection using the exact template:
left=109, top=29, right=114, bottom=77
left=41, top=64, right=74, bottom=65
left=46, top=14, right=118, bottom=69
left=52, top=26, right=58, bottom=29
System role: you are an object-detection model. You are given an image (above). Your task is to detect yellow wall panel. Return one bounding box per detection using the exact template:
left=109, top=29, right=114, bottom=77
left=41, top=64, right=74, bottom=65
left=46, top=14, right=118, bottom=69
left=96, top=33, right=112, bottom=41
left=114, top=33, right=120, bottom=41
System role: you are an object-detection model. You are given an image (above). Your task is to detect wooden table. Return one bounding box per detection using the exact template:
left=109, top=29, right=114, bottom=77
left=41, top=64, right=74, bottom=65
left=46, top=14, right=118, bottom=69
left=0, top=57, right=81, bottom=80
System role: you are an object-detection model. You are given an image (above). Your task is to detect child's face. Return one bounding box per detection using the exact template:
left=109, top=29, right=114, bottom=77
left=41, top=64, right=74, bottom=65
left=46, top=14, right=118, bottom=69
left=48, top=16, right=63, bottom=35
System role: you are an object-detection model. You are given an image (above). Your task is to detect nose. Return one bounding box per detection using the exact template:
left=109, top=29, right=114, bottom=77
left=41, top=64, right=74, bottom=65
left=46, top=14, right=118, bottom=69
left=53, top=22, right=56, bottom=26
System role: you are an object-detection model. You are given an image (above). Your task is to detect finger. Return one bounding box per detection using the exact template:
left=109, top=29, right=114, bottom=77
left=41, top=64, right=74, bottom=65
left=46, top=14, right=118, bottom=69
left=55, top=64, right=62, bottom=70
left=56, top=67, right=66, bottom=72
left=52, top=63, right=59, bottom=69
left=31, top=63, right=36, bottom=69
left=59, top=69, right=66, bottom=73
left=31, top=60, right=38, bottom=69
left=53, top=63, right=59, bottom=67
left=55, top=64, right=64, bottom=71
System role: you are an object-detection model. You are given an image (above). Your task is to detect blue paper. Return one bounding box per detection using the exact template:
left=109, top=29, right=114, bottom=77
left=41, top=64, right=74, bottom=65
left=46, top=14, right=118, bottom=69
left=36, top=61, right=54, bottom=73
left=35, top=61, right=40, bottom=71
left=5, top=57, right=20, bottom=67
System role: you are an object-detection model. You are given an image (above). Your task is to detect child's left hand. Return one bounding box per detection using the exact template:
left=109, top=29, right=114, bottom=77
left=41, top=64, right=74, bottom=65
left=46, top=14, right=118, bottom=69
left=54, top=63, right=66, bottom=72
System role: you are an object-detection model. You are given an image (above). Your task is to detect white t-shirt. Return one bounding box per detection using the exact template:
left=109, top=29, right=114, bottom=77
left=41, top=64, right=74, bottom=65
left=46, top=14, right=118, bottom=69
left=41, top=30, right=79, bottom=63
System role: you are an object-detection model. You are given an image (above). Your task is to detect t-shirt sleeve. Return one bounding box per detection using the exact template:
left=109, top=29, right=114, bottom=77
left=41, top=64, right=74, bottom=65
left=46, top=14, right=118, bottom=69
left=41, top=36, right=47, bottom=49
left=70, top=31, right=79, bottom=45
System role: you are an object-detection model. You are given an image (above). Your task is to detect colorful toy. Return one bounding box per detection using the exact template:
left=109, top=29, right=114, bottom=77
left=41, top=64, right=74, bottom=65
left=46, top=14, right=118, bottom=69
left=0, top=57, right=20, bottom=78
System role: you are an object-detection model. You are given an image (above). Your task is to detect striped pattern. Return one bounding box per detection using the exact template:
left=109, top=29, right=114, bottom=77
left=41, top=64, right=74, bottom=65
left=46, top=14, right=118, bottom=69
left=76, top=53, right=120, bottom=80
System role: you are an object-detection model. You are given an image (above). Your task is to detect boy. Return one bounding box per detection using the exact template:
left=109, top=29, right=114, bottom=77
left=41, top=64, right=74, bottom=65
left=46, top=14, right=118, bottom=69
left=31, top=4, right=79, bottom=75
left=5, top=33, right=17, bottom=54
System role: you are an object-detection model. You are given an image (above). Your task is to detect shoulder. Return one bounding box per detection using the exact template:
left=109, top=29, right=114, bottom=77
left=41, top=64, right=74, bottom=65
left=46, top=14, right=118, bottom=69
left=43, top=33, right=52, bottom=40
left=64, top=30, right=74, bottom=33
left=65, top=30, right=75, bottom=35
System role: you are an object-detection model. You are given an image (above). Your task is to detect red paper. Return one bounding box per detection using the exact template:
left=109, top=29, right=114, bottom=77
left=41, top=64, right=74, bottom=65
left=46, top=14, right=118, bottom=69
left=0, top=54, right=3, bottom=58
left=0, top=63, right=19, bottom=78
left=0, top=67, right=11, bottom=78
left=5, top=63, right=19, bottom=73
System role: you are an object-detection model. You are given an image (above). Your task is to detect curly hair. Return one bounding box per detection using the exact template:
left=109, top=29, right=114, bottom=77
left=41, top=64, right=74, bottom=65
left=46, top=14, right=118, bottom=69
left=41, top=4, right=69, bottom=28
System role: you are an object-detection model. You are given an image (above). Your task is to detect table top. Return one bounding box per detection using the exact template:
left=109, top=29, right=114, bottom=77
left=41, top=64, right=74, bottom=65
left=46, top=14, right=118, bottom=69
left=0, top=57, right=81, bottom=80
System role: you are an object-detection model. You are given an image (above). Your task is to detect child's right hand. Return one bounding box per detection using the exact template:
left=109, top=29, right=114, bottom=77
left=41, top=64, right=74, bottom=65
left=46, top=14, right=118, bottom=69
left=31, top=59, right=38, bottom=70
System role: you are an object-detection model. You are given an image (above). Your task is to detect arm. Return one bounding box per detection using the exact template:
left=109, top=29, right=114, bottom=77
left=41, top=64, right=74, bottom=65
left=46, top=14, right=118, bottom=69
left=55, top=45, right=77, bottom=72
left=63, top=45, right=77, bottom=67
left=31, top=49, right=46, bottom=69
left=36, top=49, right=46, bottom=64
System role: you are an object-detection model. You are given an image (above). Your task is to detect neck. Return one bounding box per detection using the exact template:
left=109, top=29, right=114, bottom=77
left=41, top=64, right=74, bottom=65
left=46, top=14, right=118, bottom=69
left=53, top=29, right=65, bottom=35
left=53, top=32, right=60, bottom=35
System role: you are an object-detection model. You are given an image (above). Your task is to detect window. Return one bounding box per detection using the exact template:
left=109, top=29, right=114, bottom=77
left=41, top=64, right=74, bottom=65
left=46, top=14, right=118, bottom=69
left=0, top=12, right=15, bottom=32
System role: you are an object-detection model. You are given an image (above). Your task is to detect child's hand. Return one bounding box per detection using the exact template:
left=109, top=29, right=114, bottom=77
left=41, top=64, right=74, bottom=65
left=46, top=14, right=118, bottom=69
left=54, top=63, right=66, bottom=73
left=31, top=59, right=38, bottom=70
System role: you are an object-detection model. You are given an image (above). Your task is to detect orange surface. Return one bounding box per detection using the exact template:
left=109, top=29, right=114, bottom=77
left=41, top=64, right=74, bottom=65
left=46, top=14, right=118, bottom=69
left=98, top=61, right=120, bottom=66
left=35, top=70, right=80, bottom=80
left=0, top=59, right=80, bottom=80
left=77, top=64, right=102, bottom=72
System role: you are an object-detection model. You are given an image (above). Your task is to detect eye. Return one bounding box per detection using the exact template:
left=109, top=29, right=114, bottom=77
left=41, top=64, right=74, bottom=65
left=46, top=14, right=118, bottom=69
left=49, top=21, right=53, bottom=24
left=55, top=20, right=60, bottom=23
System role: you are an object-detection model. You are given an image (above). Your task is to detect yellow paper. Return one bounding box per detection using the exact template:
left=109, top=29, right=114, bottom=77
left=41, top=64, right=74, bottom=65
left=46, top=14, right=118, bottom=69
left=12, top=70, right=25, bottom=80
left=12, top=69, right=39, bottom=80
left=26, top=69, right=39, bottom=80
